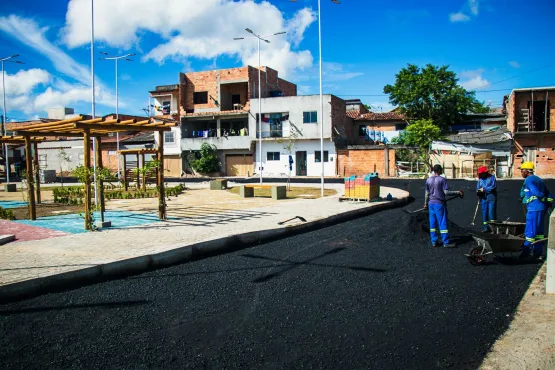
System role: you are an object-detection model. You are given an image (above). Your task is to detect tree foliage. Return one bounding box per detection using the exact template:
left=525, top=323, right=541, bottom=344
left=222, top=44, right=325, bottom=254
left=383, top=64, right=490, bottom=127
left=394, top=119, right=442, bottom=167
left=189, top=143, right=221, bottom=174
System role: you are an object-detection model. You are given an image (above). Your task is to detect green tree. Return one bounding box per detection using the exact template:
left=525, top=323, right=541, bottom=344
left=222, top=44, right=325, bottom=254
left=401, top=119, right=442, bottom=169
left=383, top=64, right=489, bottom=127
left=189, top=143, right=221, bottom=174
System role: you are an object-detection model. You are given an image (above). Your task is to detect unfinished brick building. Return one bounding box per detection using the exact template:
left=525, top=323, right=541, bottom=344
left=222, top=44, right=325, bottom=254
left=507, top=87, right=555, bottom=177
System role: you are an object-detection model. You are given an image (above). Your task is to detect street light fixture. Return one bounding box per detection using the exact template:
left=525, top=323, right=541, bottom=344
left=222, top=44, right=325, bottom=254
left=1, top=54, right=24, bottom=183
left=290, top=0, right=340, bottom=196
left=100, top=52, right=136, bottom=177
left=233, top=28, right=286, bottom=184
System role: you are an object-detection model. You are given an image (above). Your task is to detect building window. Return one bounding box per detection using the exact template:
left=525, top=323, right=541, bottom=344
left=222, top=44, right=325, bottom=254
left=395, top=123, right=407, bottom=131
left=303, top=111, right=318, bottom=124
left=162, top=100, right=171, bottom=115
left=267, top=152, right=280, bottom=161
left=194, top=91, right=208, bottom=104
left=358, top=125, right=367, bottom=137
left=315, top=151, right=329, bottom=163
left=164, top=131, right=175, bottom=144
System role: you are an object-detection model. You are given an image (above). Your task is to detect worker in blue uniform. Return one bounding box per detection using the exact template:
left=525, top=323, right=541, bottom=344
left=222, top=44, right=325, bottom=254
left=423, top=165, right=464, bottom=248
left=519, top=162, right=553, bottom=260
left=476, top=166, right=497, bottom=232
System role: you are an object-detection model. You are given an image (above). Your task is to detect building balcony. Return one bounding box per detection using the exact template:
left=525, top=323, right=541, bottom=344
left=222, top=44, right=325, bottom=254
left=181, top=135, right=253, bottom=151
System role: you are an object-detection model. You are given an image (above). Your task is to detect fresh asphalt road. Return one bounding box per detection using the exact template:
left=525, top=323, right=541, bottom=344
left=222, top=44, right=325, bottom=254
left=1, top=179, right=553, bottom=369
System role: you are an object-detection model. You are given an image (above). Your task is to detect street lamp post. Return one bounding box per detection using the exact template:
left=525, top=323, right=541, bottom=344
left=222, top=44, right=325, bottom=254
left=234, top=29, right=286, bottom=185
left=291, top=0, right=340, bottom=196
left=91, top=0, right=98, bottom=207
left=1, top=54, right=24, bottom=183
left=100, top=52, right=135, bottom=177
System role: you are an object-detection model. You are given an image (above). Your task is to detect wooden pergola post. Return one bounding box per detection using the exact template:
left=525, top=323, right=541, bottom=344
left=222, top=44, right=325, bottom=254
left=95, top=136, right=105, bottom=221
left=136, top=152, right=140, bottom=190
left=24, top=136, right=36, bottom=220
left=141, top=151, right=146, bottom=191
left=83, top=129, right=92, bottom=230
left=157, top=131, right=166, bottom=220
left=33, top=142, right=41, bottom=204
left=123, top=154, right=128, bottom=191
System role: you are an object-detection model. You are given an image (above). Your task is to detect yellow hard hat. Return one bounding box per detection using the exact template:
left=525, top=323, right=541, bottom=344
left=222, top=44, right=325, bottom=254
left=519, top=161, right=535, bottom=170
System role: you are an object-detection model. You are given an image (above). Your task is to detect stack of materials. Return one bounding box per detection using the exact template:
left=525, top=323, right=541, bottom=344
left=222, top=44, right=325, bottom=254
left=344, top=173, right=380, bottom=201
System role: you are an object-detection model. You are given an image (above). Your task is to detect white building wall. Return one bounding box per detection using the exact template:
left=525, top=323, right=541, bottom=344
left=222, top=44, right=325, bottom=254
left=249, top=95, right=333, bottom=140
left=255, top=140, right=336, bottom=177
left=154, top=126, right=181, bottom=156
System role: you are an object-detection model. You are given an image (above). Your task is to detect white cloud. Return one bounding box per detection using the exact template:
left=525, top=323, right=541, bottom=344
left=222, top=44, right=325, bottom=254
left=0, top=15, right=91, bottom=85
left=449, top=12, right=471, bottom=23
left=469, top=0, right=480, bottom=15
left=62, top=0, right=316, bottom=77
left=0, top=15, right=119, bottom=116
left=0, top=69, right=51, bottom=96
left=459, top=69, right=490, bottom=90
left=509, top=61, right=520, bottom=68
left=322, top=63, right=364, bottom=82
left=450, top=0, right=481, bottom=22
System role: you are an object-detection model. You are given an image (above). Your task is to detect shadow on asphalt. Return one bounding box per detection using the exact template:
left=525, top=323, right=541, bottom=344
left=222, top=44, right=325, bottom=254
left=242, top=247, right=387, bottom=283
left=0, top=300, right=150, bottom=316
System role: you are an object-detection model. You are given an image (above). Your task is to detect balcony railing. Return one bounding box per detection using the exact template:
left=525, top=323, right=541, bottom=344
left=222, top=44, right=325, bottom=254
left=185, top=127, right=250, bottom=139
left=256, top=128, right=290, bottom=139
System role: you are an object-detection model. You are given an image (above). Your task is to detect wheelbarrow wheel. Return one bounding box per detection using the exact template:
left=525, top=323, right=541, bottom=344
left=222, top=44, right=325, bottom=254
left=468, top=246, right=486, bottom=266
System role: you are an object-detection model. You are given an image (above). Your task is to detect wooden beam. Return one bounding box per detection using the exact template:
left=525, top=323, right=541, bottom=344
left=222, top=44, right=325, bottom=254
left=83, top=129, right=92, bottom=230
left=24, top=123, right=76, bottom=132
left=95, top=136, right=105, bottom=221
left=24, top=136, right=36, bottom=220
left=33, top=142, right=41, bottom=204
left=18, top=116, right=83, bottom=130
left=157, top=130, right=166, bottom=220
left=15, top=131, right=84, bottom=137
left=73, top=122, right=171, bottom=132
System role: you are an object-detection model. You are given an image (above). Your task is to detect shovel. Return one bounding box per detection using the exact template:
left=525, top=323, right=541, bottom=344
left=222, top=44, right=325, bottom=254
left=403, top=194, right=462, bottom=214
left=278, top=216, right=307, bottom=225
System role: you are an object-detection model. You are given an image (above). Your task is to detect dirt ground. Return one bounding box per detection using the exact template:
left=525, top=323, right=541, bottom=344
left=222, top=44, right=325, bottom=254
left=227, top=186, right=337, bottom=199
left=10, top=203, right=85, bottom=220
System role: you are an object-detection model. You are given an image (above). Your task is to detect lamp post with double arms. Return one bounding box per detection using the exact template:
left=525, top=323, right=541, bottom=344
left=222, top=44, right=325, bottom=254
left=1, top=54, right=24, bottom=183
left=234, top=29, right=286, bottom=184
left=100, top=52, right=135, bottom=177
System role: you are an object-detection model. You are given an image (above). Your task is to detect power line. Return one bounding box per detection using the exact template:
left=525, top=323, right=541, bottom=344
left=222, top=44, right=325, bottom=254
left=472, top=61, right=555, bottom=90
left=336, top=88, right=513, bottom=98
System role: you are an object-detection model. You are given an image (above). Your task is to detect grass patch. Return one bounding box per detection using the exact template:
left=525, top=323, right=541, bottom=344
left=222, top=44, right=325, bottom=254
left=10, top=203, right=85, bottom=220
left=227, top=186, right=336, bottom=199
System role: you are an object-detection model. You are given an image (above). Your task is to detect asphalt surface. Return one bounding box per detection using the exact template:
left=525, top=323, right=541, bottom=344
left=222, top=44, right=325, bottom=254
left=1, top=179, right=553, bottom=370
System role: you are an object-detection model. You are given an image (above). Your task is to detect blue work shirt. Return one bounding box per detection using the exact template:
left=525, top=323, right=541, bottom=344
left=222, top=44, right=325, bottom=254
left=522, top=175, right=553, bottom=211
left=476, top=175, right=497, bottom=201
left=425, top=175, right=454, bottom=205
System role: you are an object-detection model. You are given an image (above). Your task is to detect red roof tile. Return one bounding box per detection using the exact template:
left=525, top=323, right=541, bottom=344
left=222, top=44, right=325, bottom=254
left=346, top=110, right=360, bottom=119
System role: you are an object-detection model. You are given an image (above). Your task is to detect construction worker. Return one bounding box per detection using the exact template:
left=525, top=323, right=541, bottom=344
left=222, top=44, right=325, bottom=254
left=423, top=164, right=464, bottom=248
left=476, top=166, right=497, bottom=232
left=519, top=161, right=553, bottom=260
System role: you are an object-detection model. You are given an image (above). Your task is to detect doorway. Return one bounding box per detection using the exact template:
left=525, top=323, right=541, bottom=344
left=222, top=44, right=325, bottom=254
left=295, top=151, right=307, bottom=176
left=530, top=100, right=550, bottom=131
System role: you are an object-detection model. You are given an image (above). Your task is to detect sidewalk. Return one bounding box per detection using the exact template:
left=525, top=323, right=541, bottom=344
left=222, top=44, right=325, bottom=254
left=0, top=186, right=409, bottom=301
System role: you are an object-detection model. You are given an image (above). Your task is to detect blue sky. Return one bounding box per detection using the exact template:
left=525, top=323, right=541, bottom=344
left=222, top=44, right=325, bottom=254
left=1, top=0, right=554, bottom=121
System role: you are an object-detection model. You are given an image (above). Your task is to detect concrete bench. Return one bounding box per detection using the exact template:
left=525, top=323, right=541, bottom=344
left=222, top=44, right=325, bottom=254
left=240, top=185, right=286, bottom=200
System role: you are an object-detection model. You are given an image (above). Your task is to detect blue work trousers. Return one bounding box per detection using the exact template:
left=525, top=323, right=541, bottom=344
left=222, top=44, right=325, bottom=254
left=523, top=210, right=545, bottom=257
left=429, top=203, right=450, bottom=245
left=481, top=197, right=497, bottom=231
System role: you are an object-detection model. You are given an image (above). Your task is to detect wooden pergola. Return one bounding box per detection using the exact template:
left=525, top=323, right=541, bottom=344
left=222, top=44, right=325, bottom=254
left=119, top=148, right=159, bottom=191
left=14, top=116, right=175, bottom=229
left=0, top=136, right=45, bottom=203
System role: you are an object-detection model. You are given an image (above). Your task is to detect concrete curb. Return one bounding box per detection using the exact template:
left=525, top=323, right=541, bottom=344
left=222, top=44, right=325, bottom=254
left=0, top=196, right=410, bottom=304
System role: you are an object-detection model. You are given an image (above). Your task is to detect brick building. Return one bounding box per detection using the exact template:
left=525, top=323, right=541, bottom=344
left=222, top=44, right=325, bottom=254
left=151, top=66, right=297, bottom=176
left=506, top=87, right=555, bottom=177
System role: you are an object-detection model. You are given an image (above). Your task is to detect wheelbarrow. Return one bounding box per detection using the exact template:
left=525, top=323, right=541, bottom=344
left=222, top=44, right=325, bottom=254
left=465, top=231, right=548, bottom=265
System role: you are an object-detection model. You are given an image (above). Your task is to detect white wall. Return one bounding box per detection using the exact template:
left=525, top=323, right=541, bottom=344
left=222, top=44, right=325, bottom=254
left=255, top=140, right=336, bottom=177
left=249, top=95, right=333, bottom=140
left=154, top=126, right=181, bottom=155
left=152, top=93, right=179, bottom=116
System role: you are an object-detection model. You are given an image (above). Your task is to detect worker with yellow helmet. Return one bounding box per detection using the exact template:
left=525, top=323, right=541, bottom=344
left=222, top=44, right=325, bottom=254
left=518, top=161, right=553, bottom=260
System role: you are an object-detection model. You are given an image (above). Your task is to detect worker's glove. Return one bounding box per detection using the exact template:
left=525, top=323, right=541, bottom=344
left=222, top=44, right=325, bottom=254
left=458, top=190, right=464, bottom=199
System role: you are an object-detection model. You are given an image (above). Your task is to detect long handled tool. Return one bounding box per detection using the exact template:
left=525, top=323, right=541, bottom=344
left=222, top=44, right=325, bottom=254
left=471, top=199, right=480, bottom=225
left=403, top=194, right=462, bottom=214
left=278, top=216, right=307, bottom=225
